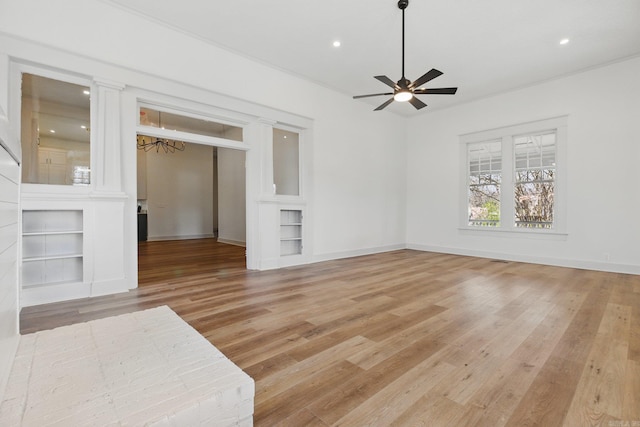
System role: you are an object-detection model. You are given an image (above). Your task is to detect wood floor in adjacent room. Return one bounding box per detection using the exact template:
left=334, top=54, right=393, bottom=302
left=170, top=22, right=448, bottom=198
left=20, top=239, right=640, bottom=426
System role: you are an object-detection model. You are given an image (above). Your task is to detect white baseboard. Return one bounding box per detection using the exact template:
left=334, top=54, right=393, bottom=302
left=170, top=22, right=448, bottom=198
left=21, top=279, right=129, bottom=308
left=312, top=244, right=406, bottom=264
left=91, top=278, right=130, bottom=297
left=217, top=238, right=246, bottom=247
left=21, top=282, right=90, bottom=307
left=407, top=243, right=640, bottom=275
left=258, top=257, right=280, bottom=271
left=147, top=234, right=215, bottom=242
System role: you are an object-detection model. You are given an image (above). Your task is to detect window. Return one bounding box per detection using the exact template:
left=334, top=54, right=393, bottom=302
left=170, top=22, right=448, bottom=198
left=139, top=107, right=243, bottom=142
left=461, top=117, right=566, bottom=233
left=514, top=132, right=556, bottom=229
left=21, top=73, right=91, bottom=186
left=468, top=140, right=501, bottom=227
left=273, top=128, right=300, bottom=196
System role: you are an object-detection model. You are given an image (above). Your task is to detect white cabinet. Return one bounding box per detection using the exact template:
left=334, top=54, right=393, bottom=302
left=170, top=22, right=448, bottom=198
left=38, top=148, right=67, bottom=185
left=22, top=210, right=83, bottom=288
left=280, top=209, right=302, bottom=256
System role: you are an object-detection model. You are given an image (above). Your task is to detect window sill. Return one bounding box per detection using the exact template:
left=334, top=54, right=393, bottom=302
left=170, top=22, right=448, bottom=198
left=458, top=226, right=568, bottom=240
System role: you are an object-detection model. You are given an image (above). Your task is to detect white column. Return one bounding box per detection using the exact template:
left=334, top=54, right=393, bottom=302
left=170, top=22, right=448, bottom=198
left=92, top=77, right=125, bottom=193
left=89, top=78, right=128, bottom=295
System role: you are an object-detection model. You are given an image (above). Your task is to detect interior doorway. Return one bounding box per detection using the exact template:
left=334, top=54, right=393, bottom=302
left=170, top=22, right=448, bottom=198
left=135, top=105, right=249, bottom=284
left=136, top=140, right=247, bottom=284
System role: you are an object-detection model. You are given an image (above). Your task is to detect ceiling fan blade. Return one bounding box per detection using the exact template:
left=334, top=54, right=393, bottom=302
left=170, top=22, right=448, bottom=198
left=353, top=92, right=394, bottom=99
left=374, top=98, right=395, bottom=111
left=414, top=87, right=458, bottom=95
left=410, top=69, right=443, bottom=89
left=374, top=75, right=398, bottom=89
left=408, top=96, right=427, bottom=110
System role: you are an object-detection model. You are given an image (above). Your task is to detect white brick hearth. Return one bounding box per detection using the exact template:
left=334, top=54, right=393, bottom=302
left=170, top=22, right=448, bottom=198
left=0, top=306, right=254, bottom=426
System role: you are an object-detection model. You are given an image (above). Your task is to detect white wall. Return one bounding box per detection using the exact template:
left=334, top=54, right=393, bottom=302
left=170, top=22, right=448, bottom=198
left=0, top=51, right=19, bottom=401
left=406, top=56, right=640, bottom=274
left=312, top=114, right=408, bottom=260
left=145, top=142, right=214, bottom=240
left=0, top=142, right=18, bottom=406
left=218, top=147, right=246, bottom=245
left=0, top=0, right=408, bottom=262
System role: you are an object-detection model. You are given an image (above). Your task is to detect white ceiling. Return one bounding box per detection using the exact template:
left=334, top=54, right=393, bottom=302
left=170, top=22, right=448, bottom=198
left=106, top=0, right=640, bottom=116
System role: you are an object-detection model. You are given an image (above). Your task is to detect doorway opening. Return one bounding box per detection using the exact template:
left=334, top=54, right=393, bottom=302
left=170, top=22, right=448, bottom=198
left=135, top=105, right=249, bottom=286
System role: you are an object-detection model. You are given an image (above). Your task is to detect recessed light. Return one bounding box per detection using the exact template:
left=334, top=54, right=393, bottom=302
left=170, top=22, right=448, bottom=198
left=81, top=125, right=87, bottom=129
left=559, top=38, right=570, bottom=45
left=333, top=40, right=341, bottom=48
left=83, top=90, right=90, bottom=95
left=49, top=129, right=55, bottom=133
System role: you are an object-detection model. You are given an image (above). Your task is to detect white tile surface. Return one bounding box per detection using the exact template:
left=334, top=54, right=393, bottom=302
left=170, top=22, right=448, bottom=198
left=0, top=305, right=254, bottom=426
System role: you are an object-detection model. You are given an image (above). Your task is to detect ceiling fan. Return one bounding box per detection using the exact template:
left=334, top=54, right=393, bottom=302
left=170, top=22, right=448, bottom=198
left=353, top=0, right=458, bottom=111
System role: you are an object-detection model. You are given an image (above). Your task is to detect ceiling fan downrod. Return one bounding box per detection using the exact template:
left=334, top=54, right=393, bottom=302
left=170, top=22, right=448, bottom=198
left=399, top=0, right=408, bottom=80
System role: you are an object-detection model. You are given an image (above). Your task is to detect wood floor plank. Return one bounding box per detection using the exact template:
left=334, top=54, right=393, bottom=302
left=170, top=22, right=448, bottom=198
left=431, top=303, right=554, bottom=407
left=505, top=356, right=584, bottom=427
left=564, top=303, right=631, bottom=424
left=332, top=358, right=456, bottom=426
left=623, top=359, right=640, bottom=421
left=467, top=356, right=544, bottom=427
left=308, top=335, right=448, bottom=425
left=254, top=335, right=372, bottom=402
left=255, top=360, right=363, bottom=426
left=391, top=392, right=470, bottom=427
left=19, top=240, right=640, bottom=426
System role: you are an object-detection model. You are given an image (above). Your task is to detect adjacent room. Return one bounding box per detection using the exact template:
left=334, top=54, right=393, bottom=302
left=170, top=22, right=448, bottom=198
left=0, top=0, right=639, bottom=425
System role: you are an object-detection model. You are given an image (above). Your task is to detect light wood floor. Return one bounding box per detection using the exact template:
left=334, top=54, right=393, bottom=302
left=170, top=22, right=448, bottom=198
left=20, top=239, right=640, bottom=426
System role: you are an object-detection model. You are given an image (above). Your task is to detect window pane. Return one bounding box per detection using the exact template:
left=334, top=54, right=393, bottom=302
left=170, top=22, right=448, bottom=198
left=541, top=151, right=555, bottom=167
left=140, top=107, right=243, bottom=142
left=514, top=132, right=556, bottom=228
left=273, top=128, right=300, bottom=196
left=469, top=184, right=500, bottom=226
left=21, top=73, right=91, bottom=185
left=468, top=140, right=501, bottom=227
left=515, top=157, right=527, bottom=169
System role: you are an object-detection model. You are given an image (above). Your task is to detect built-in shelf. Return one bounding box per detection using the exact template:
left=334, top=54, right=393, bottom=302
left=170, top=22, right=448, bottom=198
left=23, top=254, right=83, bottom=262
left=23, top=230, right=83, bottom=236
left=280, top=209, right=302, bottom=256
left=22, top=210, right=84, bottom=289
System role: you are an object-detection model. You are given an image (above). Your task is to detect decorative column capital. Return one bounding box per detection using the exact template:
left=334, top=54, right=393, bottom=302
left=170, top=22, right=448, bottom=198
left=257, top=117, right=277, bottom=126
left=93, top=77, right=125, bottom=91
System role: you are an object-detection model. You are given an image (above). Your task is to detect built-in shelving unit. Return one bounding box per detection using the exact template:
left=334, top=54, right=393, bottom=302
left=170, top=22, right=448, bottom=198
left=22, top=210, right=84, bottom=289
left=280, top=209, right=302, bottom=256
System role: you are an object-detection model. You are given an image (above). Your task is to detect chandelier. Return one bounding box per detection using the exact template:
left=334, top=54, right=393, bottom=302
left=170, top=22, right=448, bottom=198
left=137, top=110, right=186, bottom=153
left=136, top=135, right=186, bottom=153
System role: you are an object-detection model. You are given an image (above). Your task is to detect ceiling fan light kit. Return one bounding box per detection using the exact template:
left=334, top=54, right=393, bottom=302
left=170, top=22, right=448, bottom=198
left=353, top=0, right=458, bottom=111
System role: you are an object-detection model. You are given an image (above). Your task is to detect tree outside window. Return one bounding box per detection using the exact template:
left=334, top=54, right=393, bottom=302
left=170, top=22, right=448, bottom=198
left=468, top=140, right=501, bottom=227
left=514, top=133, right=556, bottom=229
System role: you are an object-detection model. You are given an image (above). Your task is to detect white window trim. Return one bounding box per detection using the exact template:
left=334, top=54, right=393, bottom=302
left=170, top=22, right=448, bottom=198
left=459, top=116, right=568, bottom=237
